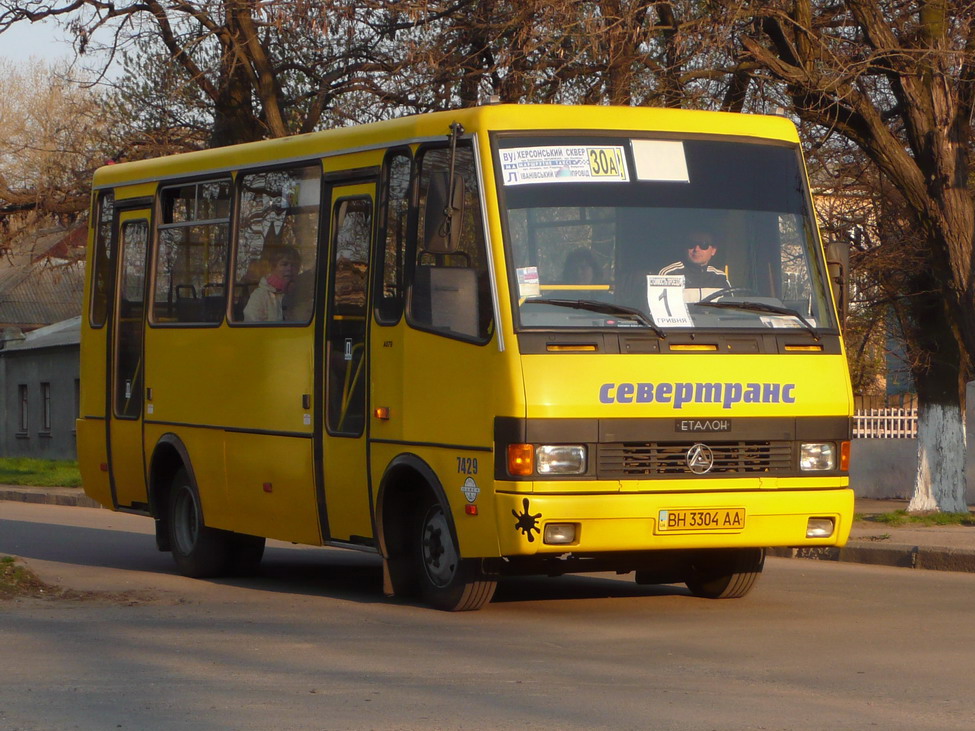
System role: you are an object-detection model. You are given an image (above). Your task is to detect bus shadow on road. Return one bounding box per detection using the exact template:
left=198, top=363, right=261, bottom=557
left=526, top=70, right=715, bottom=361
left=224, top=545, right=387, bottom=603
left=236, top=560, right=689, bottom=607
left=0, top=518, right=690, bottom=608
left=492, top=574, right=689, bottom=604
left=243, top=545, right=690, bottom=607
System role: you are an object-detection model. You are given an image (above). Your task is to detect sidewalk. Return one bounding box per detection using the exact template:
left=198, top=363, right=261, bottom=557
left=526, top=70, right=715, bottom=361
left=2, top=486, right=974, bottom=575
left=769, top=498, right=975, bottom=574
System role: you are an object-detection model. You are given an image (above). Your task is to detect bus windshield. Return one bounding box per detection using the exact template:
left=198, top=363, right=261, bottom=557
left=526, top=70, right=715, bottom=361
left=498, top=135, right=837, bottom=334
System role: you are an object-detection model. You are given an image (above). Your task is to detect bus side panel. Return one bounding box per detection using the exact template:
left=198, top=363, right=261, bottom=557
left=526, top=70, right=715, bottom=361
left=427, top=446, right=503, bottom=559
left=370, top=443, right=502, bottom=559
left=145, top=328, right=314, bottom=435
left=148, top=422, right=318, bottom=546
left=398, top=332, right=507, bottom=449
left=389, top=329, right=525, bottom=558
left=223, top=432, right=321, bottom=545
left=144, top=423, right=227, bottom=523
left=78, top=286, right=111, bottom=508
left=76, top=417, right=112, bottom=508
left=142, top=325, right=317, bottom=540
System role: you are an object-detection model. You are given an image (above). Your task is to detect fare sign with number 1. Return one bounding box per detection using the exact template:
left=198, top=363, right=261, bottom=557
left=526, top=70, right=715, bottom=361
left=646, top=275, right=693, bottom=328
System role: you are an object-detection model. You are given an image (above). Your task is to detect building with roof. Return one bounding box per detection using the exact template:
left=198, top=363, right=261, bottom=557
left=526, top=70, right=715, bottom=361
left=0, top=225, right=86, bottom=332
left=0, top=317, right=81, bottom=460
left=0, top=220, right=85, bottom=460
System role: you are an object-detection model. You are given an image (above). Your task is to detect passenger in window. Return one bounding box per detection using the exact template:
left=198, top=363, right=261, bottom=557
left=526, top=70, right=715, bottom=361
left=244, top=246, right=301, bottom=322
left=658, top=230, right=730, bottom=289
left=282, top=267, right=315, bottom=322
left=561, top=247, right=603, bottom=285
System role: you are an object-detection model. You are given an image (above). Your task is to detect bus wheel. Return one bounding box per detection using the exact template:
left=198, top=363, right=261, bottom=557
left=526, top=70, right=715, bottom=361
left=415, top=499, right=496, bottom=611
left=683, top=548, right=765, bottom=599
left=168, top=468, right=231, bottom=578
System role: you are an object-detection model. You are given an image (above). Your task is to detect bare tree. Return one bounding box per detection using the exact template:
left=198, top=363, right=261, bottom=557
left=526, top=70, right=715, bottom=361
left=0, top=0, right=390, bottom=146
left=0, top=59, right=113, bottom=238
left=723, top=0, right=975, bottom=512
left=373, top=1, right=737, bottom=110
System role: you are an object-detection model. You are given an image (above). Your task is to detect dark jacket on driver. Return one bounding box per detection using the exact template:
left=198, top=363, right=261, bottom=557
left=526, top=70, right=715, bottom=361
left=658, top=260, right=730, bottom=289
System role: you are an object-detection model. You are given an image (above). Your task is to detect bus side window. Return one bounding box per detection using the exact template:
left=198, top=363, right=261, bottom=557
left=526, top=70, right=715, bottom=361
left=326, top=197, right=372, bottom=435
left=153, top=180, right=232, bottom=325
left=89, top=191, right=115, bottom=327
left=375, top=149, right=412, bottom=325
left=232, top=165, right=321, bottom=325
left=408, top=146, right=493, bottom=342
left=115, top=220, right=148, bottom=417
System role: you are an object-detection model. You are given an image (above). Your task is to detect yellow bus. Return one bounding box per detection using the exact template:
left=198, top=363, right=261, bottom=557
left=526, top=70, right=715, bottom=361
left=78, top=104, right=853, bottom=610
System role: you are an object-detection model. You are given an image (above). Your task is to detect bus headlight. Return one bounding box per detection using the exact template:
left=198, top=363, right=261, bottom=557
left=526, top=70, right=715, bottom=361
left=800, top=443, right=835, bottom=471
left=536, top=445, right=587, bottom=475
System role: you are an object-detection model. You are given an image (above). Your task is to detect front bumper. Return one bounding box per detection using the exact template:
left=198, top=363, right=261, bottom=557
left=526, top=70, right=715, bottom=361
left=494, top=486, right=854, bottom=556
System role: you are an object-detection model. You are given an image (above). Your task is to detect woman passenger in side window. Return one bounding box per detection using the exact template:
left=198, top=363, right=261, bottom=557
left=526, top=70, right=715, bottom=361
left=244, top=246, right=301, bottom=322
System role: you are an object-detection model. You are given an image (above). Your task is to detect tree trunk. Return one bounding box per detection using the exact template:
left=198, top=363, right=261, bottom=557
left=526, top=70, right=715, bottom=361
left=210, top=4, right=263, bottom=147
left=904, top=285, right=970, bottom=513
left=210, top=52, right=262, bottom=147
left=909, top=399, right=968, bottom=513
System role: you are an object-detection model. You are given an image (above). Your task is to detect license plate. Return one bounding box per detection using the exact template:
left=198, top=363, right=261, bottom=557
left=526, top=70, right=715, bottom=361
left=657, top=508, right=745, bottom=533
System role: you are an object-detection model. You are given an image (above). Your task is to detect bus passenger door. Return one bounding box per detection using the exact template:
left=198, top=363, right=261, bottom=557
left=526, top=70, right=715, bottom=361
left=320, top=183, right=375, bottom=544
left=108, top=210, right=150, bottom=508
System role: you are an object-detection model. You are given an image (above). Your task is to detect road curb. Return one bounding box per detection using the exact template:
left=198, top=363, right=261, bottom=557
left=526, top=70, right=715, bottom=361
left=915, top=546, right=975, bottom=573
left=0, top=487, right=102, bottom=509
left=769, top=542, right=975, bottom=574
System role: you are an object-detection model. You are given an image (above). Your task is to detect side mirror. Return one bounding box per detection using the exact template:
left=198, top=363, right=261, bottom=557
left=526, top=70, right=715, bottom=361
left=825, top=239, right=849, bottom=327
left=422, top=171, right=465, bottom=253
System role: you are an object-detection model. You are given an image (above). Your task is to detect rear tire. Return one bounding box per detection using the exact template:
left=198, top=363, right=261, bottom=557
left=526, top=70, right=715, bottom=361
left=168, top=468, right=232, bottom=578
left=684, top=548, right=765, bottom=599
left=415, top=499, right=496, bottom=611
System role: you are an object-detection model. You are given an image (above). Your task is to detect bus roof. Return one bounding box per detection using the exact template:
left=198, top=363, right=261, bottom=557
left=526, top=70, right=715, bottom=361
left=92, top=104, right=801, bottom=190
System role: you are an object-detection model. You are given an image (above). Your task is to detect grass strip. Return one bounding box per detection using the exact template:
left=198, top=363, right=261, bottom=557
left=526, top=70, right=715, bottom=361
left=0, top=458, right=81, bottom=487
left=855, top=510, right=975, bottom=527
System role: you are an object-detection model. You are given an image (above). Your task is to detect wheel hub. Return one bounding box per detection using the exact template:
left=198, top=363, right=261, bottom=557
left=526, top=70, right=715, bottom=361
left=173, top=487, right=200, bottom=554
left=421, top=506, right=458, bottom=587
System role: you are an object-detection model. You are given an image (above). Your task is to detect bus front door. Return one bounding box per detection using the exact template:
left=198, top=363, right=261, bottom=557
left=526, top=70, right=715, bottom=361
left=320, top=184, right=375, bottom=545
left=108, top=210, right=150, bottom=508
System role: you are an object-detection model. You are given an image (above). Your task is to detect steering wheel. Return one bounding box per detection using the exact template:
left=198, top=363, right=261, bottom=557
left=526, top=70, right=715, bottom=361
left=698, top=287, right=757, bottom=304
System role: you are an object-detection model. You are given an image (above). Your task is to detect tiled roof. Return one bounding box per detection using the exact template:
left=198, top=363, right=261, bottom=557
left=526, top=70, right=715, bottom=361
left=0, top=225, right=85, bottom=330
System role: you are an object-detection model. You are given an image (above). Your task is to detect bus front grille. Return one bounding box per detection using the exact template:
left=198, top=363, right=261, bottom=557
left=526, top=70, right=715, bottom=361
left=597, top=441, right=794, bottom=477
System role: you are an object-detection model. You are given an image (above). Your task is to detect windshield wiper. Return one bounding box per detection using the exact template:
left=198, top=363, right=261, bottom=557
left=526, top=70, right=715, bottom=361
left=695, top=300, right=820, bottom=341
left=524, top=298, right=666, bottom=339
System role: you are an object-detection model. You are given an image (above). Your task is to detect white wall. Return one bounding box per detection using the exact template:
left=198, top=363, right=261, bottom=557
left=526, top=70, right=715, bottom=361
left=849, top=382, right=975, bottom=503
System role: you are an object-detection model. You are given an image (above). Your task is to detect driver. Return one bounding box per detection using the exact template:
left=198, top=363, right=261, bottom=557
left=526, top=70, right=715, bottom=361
left=658, top=230, right=731, bottom=289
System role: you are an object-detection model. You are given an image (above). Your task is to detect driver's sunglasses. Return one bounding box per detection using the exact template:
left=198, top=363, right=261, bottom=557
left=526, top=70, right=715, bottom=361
left=688, top=243, right=714, bottom=250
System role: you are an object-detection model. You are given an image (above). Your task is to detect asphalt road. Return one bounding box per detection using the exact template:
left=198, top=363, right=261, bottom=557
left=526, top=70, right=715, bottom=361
left=2, top=501, right=974, bottom=731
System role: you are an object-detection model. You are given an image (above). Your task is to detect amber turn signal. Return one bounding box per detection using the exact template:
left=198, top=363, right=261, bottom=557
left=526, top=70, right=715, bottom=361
left=507, top=443, right=534, bottom=476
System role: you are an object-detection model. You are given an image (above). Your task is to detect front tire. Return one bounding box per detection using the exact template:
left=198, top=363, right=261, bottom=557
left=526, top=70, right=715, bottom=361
left=415, top=500, right=496, bottom=611
left=684, top=548, right=765, bottom=599
left=168, top=468, right=232, bottom=578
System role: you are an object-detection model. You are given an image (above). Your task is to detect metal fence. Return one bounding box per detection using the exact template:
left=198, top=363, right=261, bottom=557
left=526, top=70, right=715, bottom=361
left=853, top=407, right=918, bottom=439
